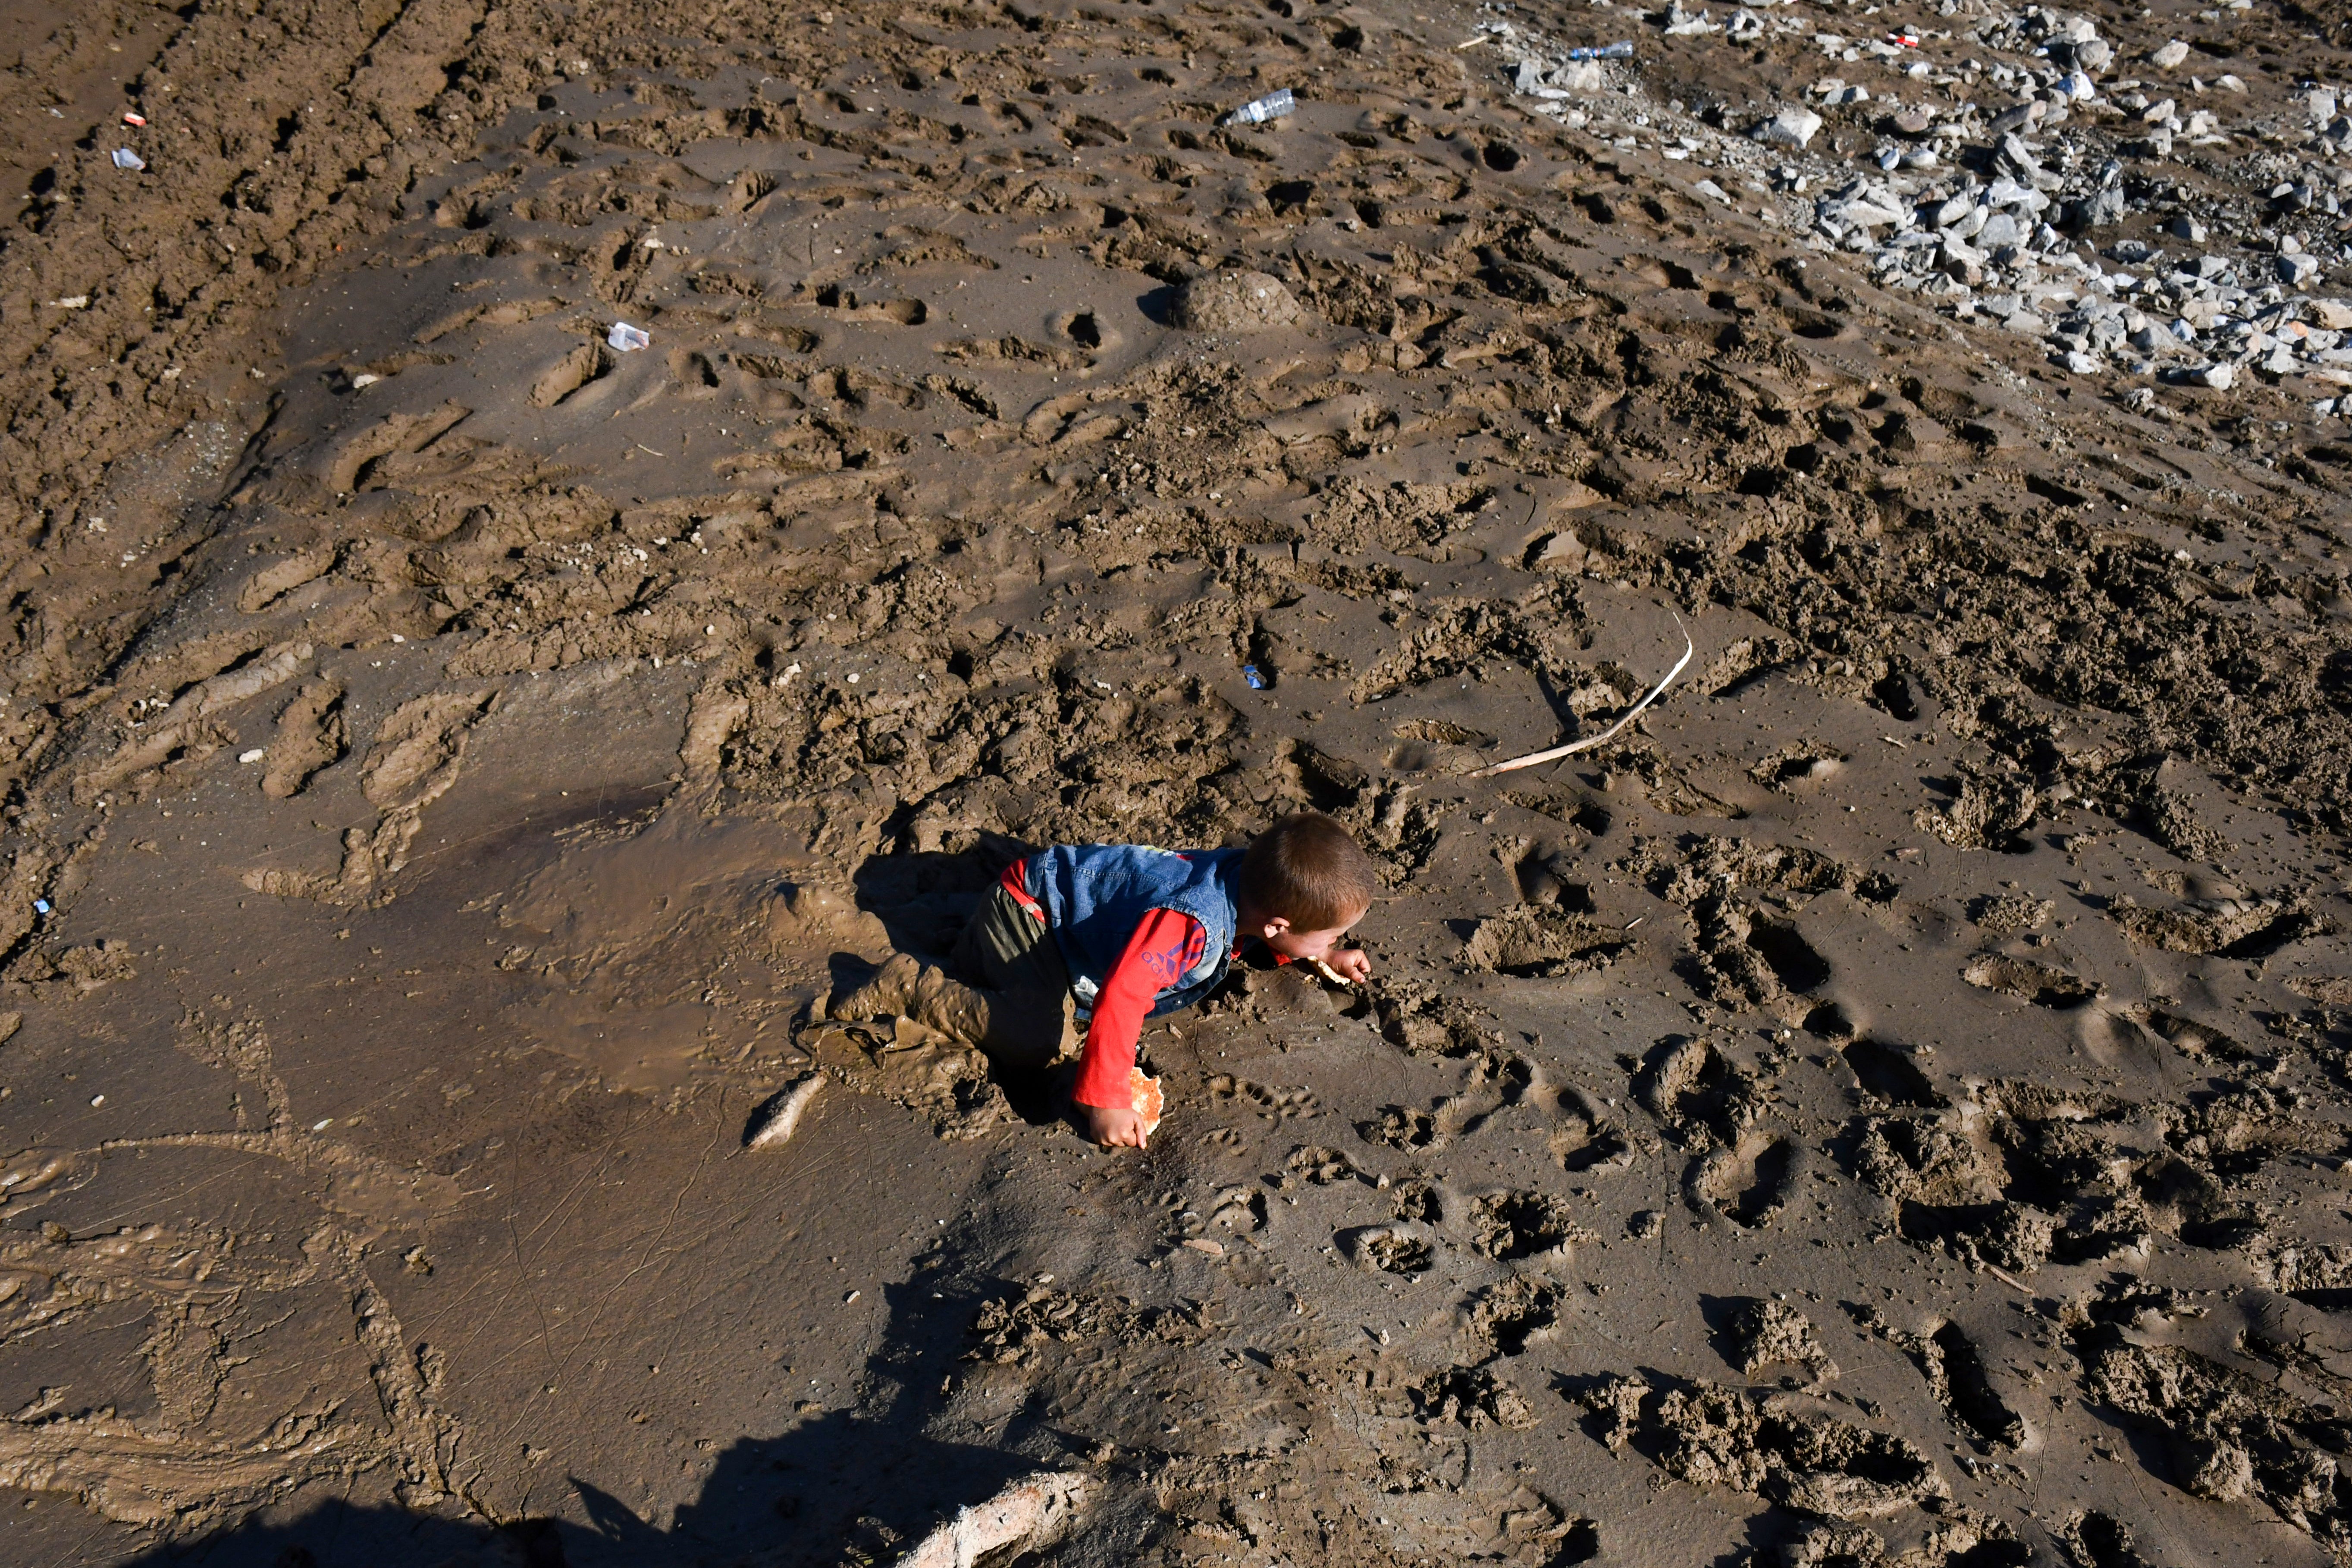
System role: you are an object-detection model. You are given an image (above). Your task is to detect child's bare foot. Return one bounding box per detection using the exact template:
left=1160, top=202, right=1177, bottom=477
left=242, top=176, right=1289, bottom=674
left=828, top=953, right=922, bottom=1021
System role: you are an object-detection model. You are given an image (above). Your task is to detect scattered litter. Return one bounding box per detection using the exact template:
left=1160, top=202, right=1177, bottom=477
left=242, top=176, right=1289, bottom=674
left=89, top=1095, right=104, bottom=1107
left=1471, top=614, right=1695, bottom=777
left=1309, top=957, right=1354, bottom=987
left=121, top=111, right=146, bottom=127
left=350, top=373, right=381, bottom=389
left=311, top=1118, right=331, bottom=1131
left=32, top=900, right=51, bottom=916
left=1242, top=663, right=1268, bottom=689
left=845, top=1289, right=860, bottom=1303
left=1220, top=88, right=1294, bottom=127
left=1564, top=41, right=1635, bottom=60
left=744, top=1073, right=825, bottom=1149
left=607, top=320, right=650, bottom=351
left=110, top=148, right=144, bottom=171
left=238, top=748, right=266, bottom=763
left=50, top=296, right=89, bottom=310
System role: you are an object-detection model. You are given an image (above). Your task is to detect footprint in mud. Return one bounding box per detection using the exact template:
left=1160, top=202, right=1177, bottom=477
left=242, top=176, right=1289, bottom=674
left=261, top=677, right=346, bottom=799
left=814, top=285, right=927, bottom=324
left=1342, top=1224, right=1435, bottom=1277
left=1748, top=743, right=1847, bottom=791
left=237, top=546, right=335, bottom=614
left=1204, top=1185, right=1267, bottom=1234
left=1961, top=952, right=2102, bottom=1009
left=1744, top=916, right=1832, bottom=994
left=1635, top=1036, right=1767, bottom=1148
left=1926, top=1321, right=2023, bottom=1449
left=1391, top=1180, right=1442, bottom=1223
left=363, top=689, right=498, bottom=808
left=1207, top=1073, right=1318, bottom=1120
left=1493, top=835, right=1596, bottom=911
left=1461, top=904, right=1633, bottom=978
left=1406, top=1365, right=1540, bottom=1430
left=1469, top=1190, right=1589, bottom=1261
left=2057, top=1510, right=2152, bottom=1568
left=1688, top=1133, right=1798, bottom=1229
left=1839, top=1039, right=1945, bottom=1109
left=1850, top=1305, right=2023, bottom=1450
left=1287, top=1145, right=1363, bottom=1185
left=1468, top=1276, right=1567, bottom=1357
left=1358, top=1104, right=1443, bottom=1151
left=668, top=347, right=722, bottom=395
left=529, top=341, right=612, bottom=408
left=1547, top=1085, right=1636, bottom=1174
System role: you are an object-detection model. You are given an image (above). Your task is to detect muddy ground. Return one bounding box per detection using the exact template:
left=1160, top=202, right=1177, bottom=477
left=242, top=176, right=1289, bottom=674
left=7, top=0, right=2352, bottom=1563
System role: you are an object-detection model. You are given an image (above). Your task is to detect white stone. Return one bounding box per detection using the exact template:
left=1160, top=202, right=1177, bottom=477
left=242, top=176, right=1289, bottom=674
left=1755, top=107, right=1824, bottom=149
left=2149, top=40, right=2191, bottom=69
left=2279, top=254, right=2322, bottom=288
left=2190, top=361, right=2234, bottom=389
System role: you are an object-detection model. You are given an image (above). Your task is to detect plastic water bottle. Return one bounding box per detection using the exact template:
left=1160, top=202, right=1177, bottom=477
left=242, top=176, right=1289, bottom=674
left=1222, top=88, right=1296, bottom=127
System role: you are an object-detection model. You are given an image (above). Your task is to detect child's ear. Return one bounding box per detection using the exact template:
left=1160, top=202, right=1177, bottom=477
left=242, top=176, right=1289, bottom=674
left=1261, top=915, right=1292, bottom=938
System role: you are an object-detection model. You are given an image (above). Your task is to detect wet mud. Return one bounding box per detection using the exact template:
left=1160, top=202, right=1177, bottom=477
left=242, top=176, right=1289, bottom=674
left=6, top=0, right=2352, bottom=1563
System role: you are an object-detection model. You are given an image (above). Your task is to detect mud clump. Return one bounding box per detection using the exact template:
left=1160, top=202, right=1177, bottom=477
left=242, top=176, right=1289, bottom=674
left=1471, top=1276, right=1568, bottom=1358
left=1171, top=270, right=1303, bottom=332
left=1407, top=1366, right=1540, bottom=1430
left=2079, top=1328, right=2352, bottom=1557
left=1725, top=1298, right=1839, bottom=1383
left=1470, top=1190, right=1592, bottom=1261
left=1583, top=1376, right=1950, bottom=1521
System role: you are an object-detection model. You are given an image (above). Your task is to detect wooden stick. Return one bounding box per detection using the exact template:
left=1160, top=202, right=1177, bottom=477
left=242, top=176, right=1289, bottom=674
left=1469, top=614, right=1695, bottom=778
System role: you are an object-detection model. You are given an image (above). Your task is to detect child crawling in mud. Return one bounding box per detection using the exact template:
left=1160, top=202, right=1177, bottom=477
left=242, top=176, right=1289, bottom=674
left=827, top=812, right=1378, bottom=1149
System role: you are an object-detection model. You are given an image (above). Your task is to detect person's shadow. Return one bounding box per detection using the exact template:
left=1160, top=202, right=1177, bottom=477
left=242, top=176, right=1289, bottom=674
left=113, top=1272, right=1080, bottom=1568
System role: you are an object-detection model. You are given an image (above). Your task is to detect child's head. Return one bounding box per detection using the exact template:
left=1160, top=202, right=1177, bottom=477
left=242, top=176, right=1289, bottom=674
left=1236, top=812, right=1379, bottom=961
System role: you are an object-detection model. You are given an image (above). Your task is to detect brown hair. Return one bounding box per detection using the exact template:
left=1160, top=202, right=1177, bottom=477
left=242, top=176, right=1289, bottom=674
left=1237, top=812, right=1380, bottom=930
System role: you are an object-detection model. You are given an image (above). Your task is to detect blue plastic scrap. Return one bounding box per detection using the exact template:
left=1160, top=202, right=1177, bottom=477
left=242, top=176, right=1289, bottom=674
left=32, top=899, right=51, bottom=915
left=1565, top=41, right=1636, bottom=60
left=1242, top=665, right=1268, bottom=690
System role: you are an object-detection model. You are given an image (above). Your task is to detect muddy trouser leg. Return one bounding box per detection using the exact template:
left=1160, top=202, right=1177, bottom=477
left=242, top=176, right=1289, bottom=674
left=932, top=884, right=1077, bottom=1070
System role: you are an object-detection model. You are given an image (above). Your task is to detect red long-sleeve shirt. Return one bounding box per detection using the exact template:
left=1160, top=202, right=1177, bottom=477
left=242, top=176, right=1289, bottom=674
left=998, top=859, right=1228, bottom=1111
left=1073, top=907, right=1207, bottom=1109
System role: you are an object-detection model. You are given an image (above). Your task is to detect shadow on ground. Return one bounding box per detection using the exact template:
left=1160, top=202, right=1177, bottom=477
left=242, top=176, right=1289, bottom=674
left=124, top=1273, right=1068, bottom=1568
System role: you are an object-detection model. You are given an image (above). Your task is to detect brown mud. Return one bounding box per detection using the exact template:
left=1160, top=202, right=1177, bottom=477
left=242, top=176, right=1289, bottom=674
left=6, top=0, right=2352, bottom=1563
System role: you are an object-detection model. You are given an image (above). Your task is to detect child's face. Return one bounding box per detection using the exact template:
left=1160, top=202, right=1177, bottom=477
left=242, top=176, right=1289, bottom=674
left=1252, top=904, right=1368, bottom=962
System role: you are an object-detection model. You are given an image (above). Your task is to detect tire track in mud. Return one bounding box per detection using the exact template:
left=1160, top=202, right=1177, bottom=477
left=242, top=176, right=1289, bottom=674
left=0, top=1016, right=465, bottom=1534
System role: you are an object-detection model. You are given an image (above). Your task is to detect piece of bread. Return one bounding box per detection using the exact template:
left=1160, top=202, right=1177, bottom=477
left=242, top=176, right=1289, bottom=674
left=1130, top=1068, right=1164, bottom=1136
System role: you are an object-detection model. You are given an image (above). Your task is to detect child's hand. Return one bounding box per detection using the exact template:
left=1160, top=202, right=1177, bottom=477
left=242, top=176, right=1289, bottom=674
left=1325, top=947, right=1373, bottom=984
left=1078, top=1102, right=1148, bottom=1150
